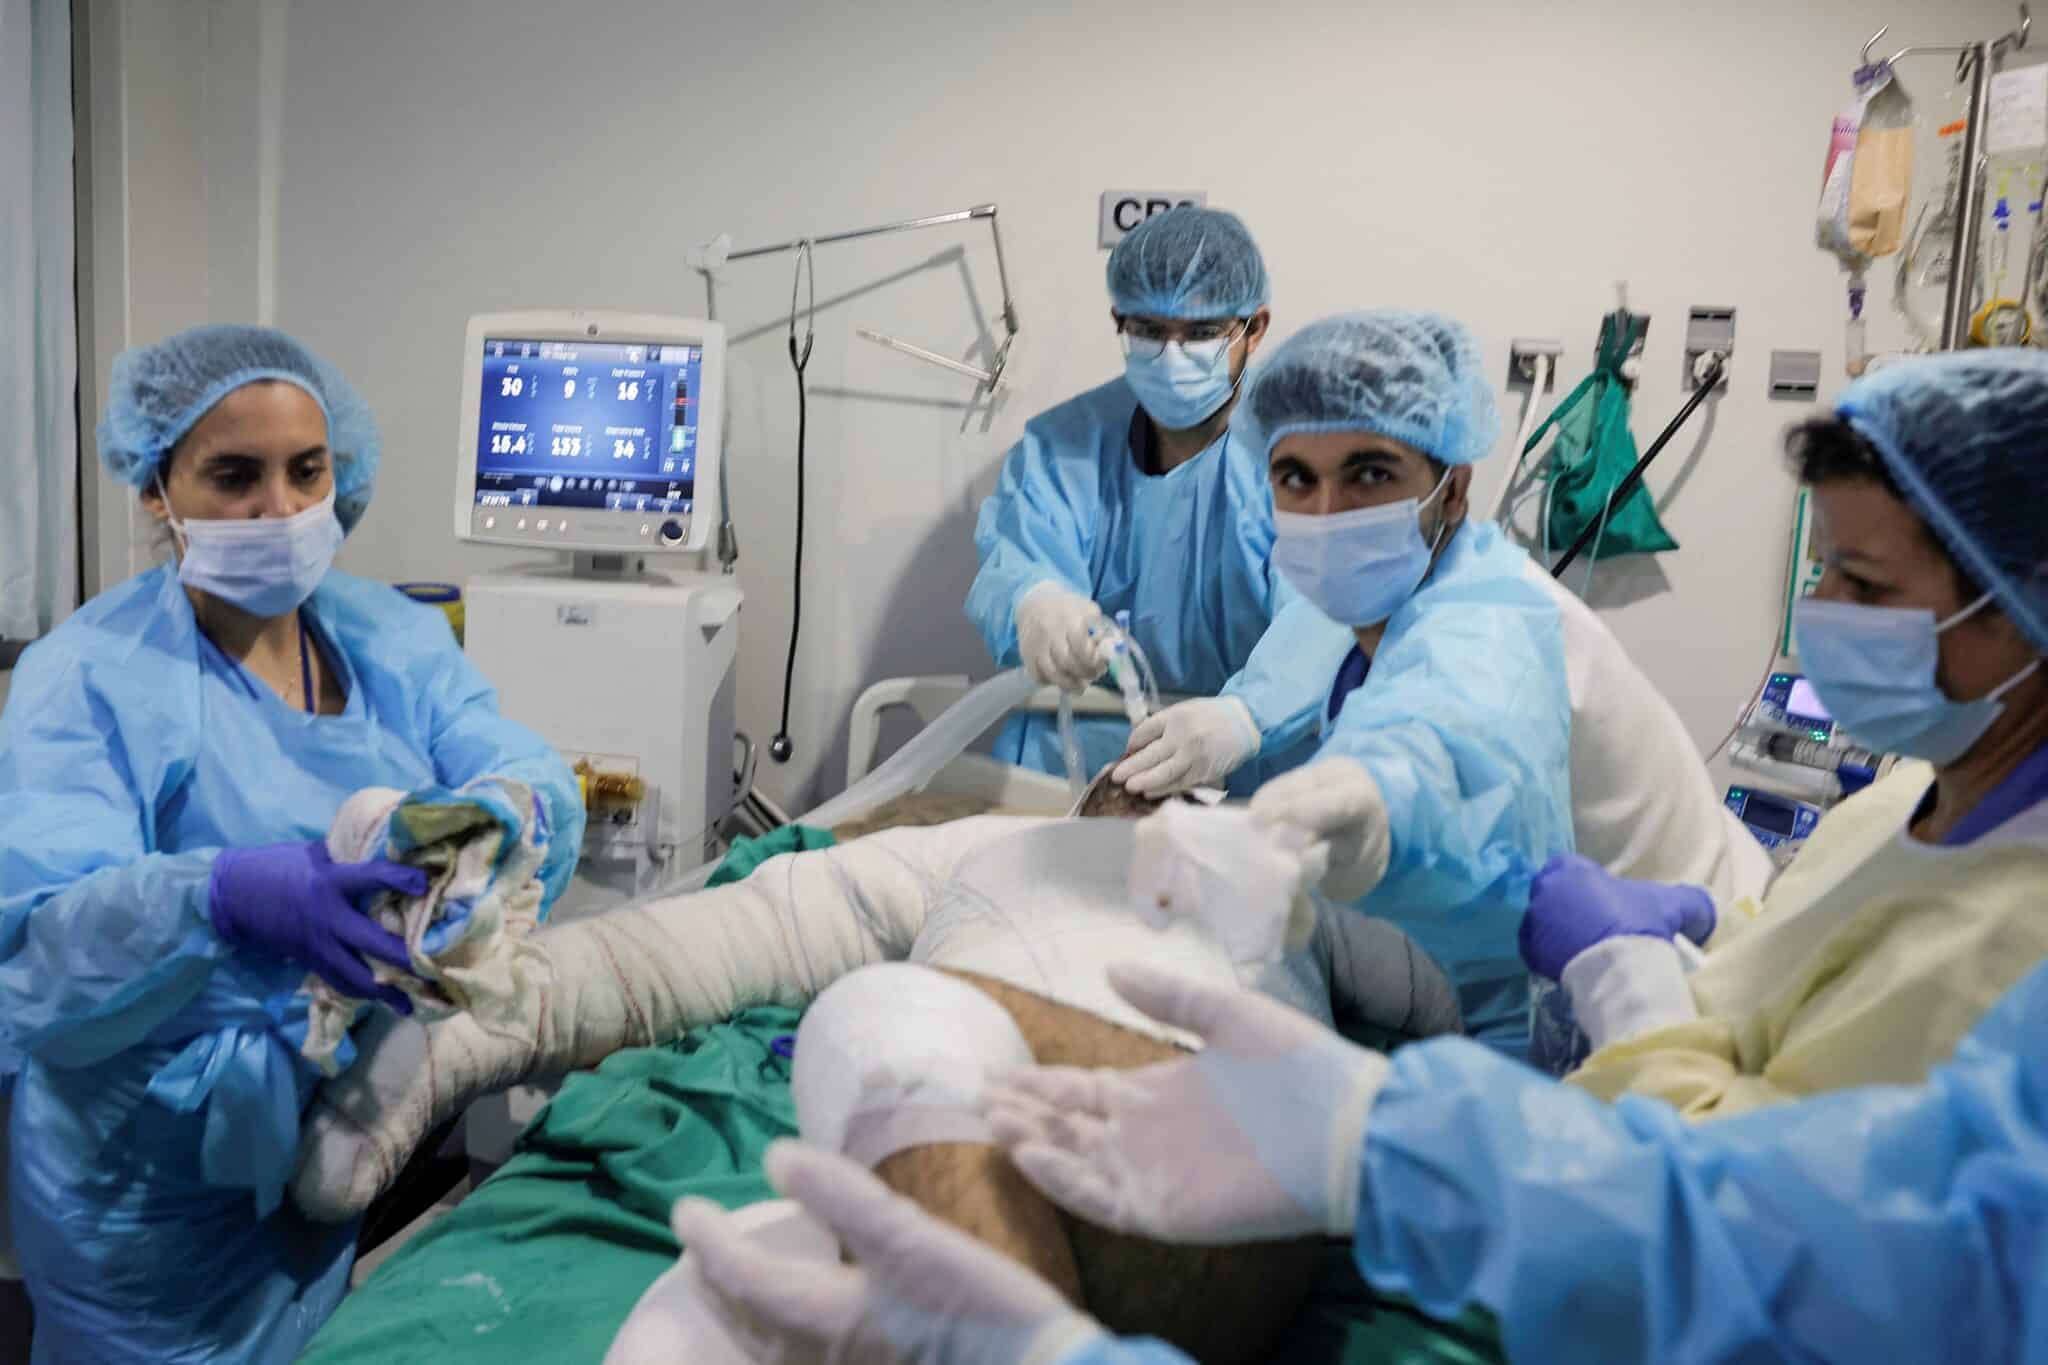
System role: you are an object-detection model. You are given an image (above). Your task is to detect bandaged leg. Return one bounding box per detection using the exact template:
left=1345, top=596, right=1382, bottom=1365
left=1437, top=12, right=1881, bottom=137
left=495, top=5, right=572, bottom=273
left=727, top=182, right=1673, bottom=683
left=294, top=837, right=927, bottom=1222
left=788, top=965, right=1082, bottom=1295
left=791, top=964, right=1322, bottom=1365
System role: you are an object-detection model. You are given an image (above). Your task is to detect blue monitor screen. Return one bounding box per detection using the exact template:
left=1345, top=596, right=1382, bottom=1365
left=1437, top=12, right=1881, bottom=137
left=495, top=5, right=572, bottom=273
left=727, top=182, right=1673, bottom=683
left=474, top=337, right=701, bottom=515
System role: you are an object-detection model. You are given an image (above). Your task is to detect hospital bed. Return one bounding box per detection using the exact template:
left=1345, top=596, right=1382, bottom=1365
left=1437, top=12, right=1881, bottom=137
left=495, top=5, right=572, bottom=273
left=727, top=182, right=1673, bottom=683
left=297, top=675, right=1506, bottom=1365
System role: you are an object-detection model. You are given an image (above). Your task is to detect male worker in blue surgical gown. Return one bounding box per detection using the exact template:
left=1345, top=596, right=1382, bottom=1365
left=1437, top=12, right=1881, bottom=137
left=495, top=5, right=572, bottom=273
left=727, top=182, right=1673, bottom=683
left=1112, top=311, right=1767, bottom=1051
left=967, top=205, right=1351, bottom=796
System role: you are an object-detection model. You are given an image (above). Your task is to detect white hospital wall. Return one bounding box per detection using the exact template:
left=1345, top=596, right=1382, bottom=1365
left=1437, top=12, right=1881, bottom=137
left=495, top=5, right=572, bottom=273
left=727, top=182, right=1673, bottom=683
left=80, top=0, right=2035, bottom=810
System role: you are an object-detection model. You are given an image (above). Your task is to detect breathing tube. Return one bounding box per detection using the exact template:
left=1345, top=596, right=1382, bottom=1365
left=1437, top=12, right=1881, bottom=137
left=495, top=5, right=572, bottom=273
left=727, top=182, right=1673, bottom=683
left=1055, top=611, right=1161, bottom=798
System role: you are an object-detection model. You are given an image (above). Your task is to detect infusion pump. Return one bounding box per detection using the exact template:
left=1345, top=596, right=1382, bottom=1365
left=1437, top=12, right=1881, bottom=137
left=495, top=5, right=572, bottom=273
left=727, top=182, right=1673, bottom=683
left=1726, top=671, right=1902, bottom=864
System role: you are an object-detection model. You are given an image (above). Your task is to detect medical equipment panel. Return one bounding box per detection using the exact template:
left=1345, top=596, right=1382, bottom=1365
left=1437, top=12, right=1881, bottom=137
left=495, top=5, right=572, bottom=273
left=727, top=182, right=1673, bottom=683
left=455, top=311, right=724, bottom=555
left=1723, top=785, right=1825, bottom=858
left=1755, top=671, right=1836, bottom=742
left=465, top=568, right=741, bottom=917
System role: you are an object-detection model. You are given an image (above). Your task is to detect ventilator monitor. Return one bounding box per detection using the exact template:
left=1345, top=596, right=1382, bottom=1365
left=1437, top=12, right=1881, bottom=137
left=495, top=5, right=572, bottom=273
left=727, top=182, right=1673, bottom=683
left=455, top=311, right=725, bottom=555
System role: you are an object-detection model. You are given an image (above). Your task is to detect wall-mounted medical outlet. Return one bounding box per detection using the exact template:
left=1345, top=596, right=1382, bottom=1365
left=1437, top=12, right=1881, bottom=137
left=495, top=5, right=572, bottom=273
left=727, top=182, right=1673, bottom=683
left=1769, top=349, right=1822, bottom=401
left=1507, top=337, right=1565, bottom=388
left=1684, top=306, right=1736, bottom=389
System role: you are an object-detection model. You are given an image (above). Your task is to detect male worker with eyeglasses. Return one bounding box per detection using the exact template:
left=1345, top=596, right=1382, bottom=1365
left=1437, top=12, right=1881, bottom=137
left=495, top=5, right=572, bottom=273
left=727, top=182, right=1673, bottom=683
left=967, top=206, right=1351, bottom=796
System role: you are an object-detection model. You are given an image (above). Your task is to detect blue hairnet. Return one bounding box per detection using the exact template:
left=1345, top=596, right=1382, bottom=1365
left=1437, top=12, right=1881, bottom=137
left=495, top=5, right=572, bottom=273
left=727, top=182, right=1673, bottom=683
left=97, top=324, right=382, bottom=532
left=1243, top=309, right=1501, bottom=467
left=1836, top=350, right=2048, bottom=654
left=1106, top=206, right=1270, bottom=320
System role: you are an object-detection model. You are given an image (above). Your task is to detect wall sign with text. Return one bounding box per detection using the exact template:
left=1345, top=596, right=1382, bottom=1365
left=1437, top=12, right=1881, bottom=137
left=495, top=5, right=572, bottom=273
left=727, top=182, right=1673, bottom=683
left=1098, top=190, right=1208, bottom=248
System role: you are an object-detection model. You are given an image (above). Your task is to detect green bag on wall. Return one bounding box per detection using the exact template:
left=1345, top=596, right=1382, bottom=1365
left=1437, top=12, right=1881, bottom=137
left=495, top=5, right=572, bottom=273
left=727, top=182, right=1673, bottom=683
left=1527, top=312, right=1679, bottom=564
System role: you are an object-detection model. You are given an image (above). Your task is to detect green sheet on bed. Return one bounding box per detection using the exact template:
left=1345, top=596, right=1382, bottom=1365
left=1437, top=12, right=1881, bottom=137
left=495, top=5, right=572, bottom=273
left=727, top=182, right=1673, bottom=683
left=300, top=830, right=1503, bottom=1365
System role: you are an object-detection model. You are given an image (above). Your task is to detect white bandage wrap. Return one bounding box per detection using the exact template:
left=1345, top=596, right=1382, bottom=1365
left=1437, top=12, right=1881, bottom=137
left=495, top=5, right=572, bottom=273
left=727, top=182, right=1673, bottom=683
left=792, top=964, right=1035, bottom=1169
left=1129, top=803, right=1316, bottom=965
left=1561, top=936, right=1701, bottom=1052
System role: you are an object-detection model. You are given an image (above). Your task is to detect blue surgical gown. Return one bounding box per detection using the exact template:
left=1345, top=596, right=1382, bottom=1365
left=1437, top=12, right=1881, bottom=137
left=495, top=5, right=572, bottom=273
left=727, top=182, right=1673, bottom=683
left=0, top=566, right=582, bottom=1365
left=967, top=378, right=1354, bottom=796
left=1065, top=956, right=2048, bottom=1365
left=1315, top=522, right=1574, bottom=1051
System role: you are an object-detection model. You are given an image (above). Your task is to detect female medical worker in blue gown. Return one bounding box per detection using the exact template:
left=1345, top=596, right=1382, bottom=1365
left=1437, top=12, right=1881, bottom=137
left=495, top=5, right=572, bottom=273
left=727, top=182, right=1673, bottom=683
left=0, top=325, right=583, bottom=1365
left=967, top=205, right=1354, bottom=797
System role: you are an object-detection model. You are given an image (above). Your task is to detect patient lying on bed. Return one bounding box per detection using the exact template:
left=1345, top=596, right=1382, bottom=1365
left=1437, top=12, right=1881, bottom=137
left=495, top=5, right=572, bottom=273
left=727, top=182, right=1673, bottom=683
left=294, top=773, right=1460, bottom=1363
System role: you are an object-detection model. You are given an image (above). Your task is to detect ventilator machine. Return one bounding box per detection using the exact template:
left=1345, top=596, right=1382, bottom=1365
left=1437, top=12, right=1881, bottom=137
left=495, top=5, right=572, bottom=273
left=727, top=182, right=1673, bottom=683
left=454, top=311, right=742, bottom=918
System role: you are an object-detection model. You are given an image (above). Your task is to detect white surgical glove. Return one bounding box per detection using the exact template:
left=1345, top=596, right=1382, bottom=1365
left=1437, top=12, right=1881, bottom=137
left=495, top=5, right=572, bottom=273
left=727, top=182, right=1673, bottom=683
left=985, top=961, right=1387, bottom=1245
left=1111, top=697, right=1261, bottom=796
left=671, top=1141, right=1107, bottom=1365
left=1014, top=583, right=1112, bottom=692
left=1247, top=757, right=1391, bottom=901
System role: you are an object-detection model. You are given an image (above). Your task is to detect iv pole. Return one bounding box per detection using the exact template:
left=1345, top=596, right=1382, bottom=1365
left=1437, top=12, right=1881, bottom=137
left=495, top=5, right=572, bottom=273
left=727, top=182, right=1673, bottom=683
left=688, top=203, right=1023, bottom=577
left=1862, top=4, right=2033, bottom=349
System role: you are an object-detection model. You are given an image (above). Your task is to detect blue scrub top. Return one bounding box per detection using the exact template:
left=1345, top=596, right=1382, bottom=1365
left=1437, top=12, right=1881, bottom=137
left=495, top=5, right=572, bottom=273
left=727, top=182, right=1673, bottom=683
left=0, top=565, right=581, bottom=1365
left=1311, top=523, right=1575, bottom=1053
left=968, top=376, right=1352, bottom=794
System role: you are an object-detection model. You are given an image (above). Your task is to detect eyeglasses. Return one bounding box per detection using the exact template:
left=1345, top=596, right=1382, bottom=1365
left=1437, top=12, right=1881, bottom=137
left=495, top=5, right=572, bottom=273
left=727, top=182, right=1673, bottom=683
left=1116, top=318, right=1249, bottom=363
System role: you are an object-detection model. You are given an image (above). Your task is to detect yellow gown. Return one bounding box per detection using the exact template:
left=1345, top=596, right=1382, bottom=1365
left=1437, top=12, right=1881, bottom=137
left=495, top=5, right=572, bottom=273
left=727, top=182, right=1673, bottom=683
left=1568, top=761, right=2048, bottom=1118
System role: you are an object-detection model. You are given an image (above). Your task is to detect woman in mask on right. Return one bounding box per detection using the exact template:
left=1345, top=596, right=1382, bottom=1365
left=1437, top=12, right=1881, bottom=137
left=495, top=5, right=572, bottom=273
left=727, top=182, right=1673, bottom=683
left=1514, top=347, right=2048, bottom=1113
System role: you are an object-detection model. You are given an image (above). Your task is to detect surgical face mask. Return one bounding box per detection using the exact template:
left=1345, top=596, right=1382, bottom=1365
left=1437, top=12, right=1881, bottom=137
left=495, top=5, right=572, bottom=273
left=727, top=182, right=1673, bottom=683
left=160, top=483, right=344, bottom=618
left=1272, top=471, right=1451, bottom=628
left=1794, top=592, right=2044, bottom=765
left=1122, top=326, right=1244, bottom=431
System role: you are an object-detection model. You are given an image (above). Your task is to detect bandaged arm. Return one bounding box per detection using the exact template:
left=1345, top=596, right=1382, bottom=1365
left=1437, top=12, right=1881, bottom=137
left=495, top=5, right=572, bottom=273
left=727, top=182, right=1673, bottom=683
left=292, top=825, right=955, bottom=1221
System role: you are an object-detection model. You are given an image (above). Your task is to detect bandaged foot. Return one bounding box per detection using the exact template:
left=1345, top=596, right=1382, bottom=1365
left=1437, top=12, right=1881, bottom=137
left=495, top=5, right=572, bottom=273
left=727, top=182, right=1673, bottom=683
left=294, top=843, right=912, bottom=1221
left=302, top=780, right=549, bottom=1075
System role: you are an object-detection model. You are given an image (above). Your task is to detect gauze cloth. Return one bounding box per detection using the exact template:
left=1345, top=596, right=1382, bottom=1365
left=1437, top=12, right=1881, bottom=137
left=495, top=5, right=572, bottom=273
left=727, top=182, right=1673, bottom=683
left=1128, top=803, right=1316, bottom=965
left=303, top=778, right=547, bottom=1073
left=791, top=963, right=1036, bottom=1168
left=911, top=818, right=1330, bottom=1051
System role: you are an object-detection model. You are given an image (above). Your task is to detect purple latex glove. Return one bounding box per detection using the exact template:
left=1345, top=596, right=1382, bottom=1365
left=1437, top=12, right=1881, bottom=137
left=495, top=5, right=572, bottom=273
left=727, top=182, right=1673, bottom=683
left=208, top=840, right=426, bottom=1014
left=1517, top=853, right=1716, bottom=982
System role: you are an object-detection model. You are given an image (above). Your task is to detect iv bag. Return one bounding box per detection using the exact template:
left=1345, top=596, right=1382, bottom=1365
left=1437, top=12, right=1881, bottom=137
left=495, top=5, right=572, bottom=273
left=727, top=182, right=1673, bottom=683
left=1849, top=64, right=1916, bottom=259
left=1897, top=120, right=1970, bottom=346
left=1819, top=62, right=1915, bottom=267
